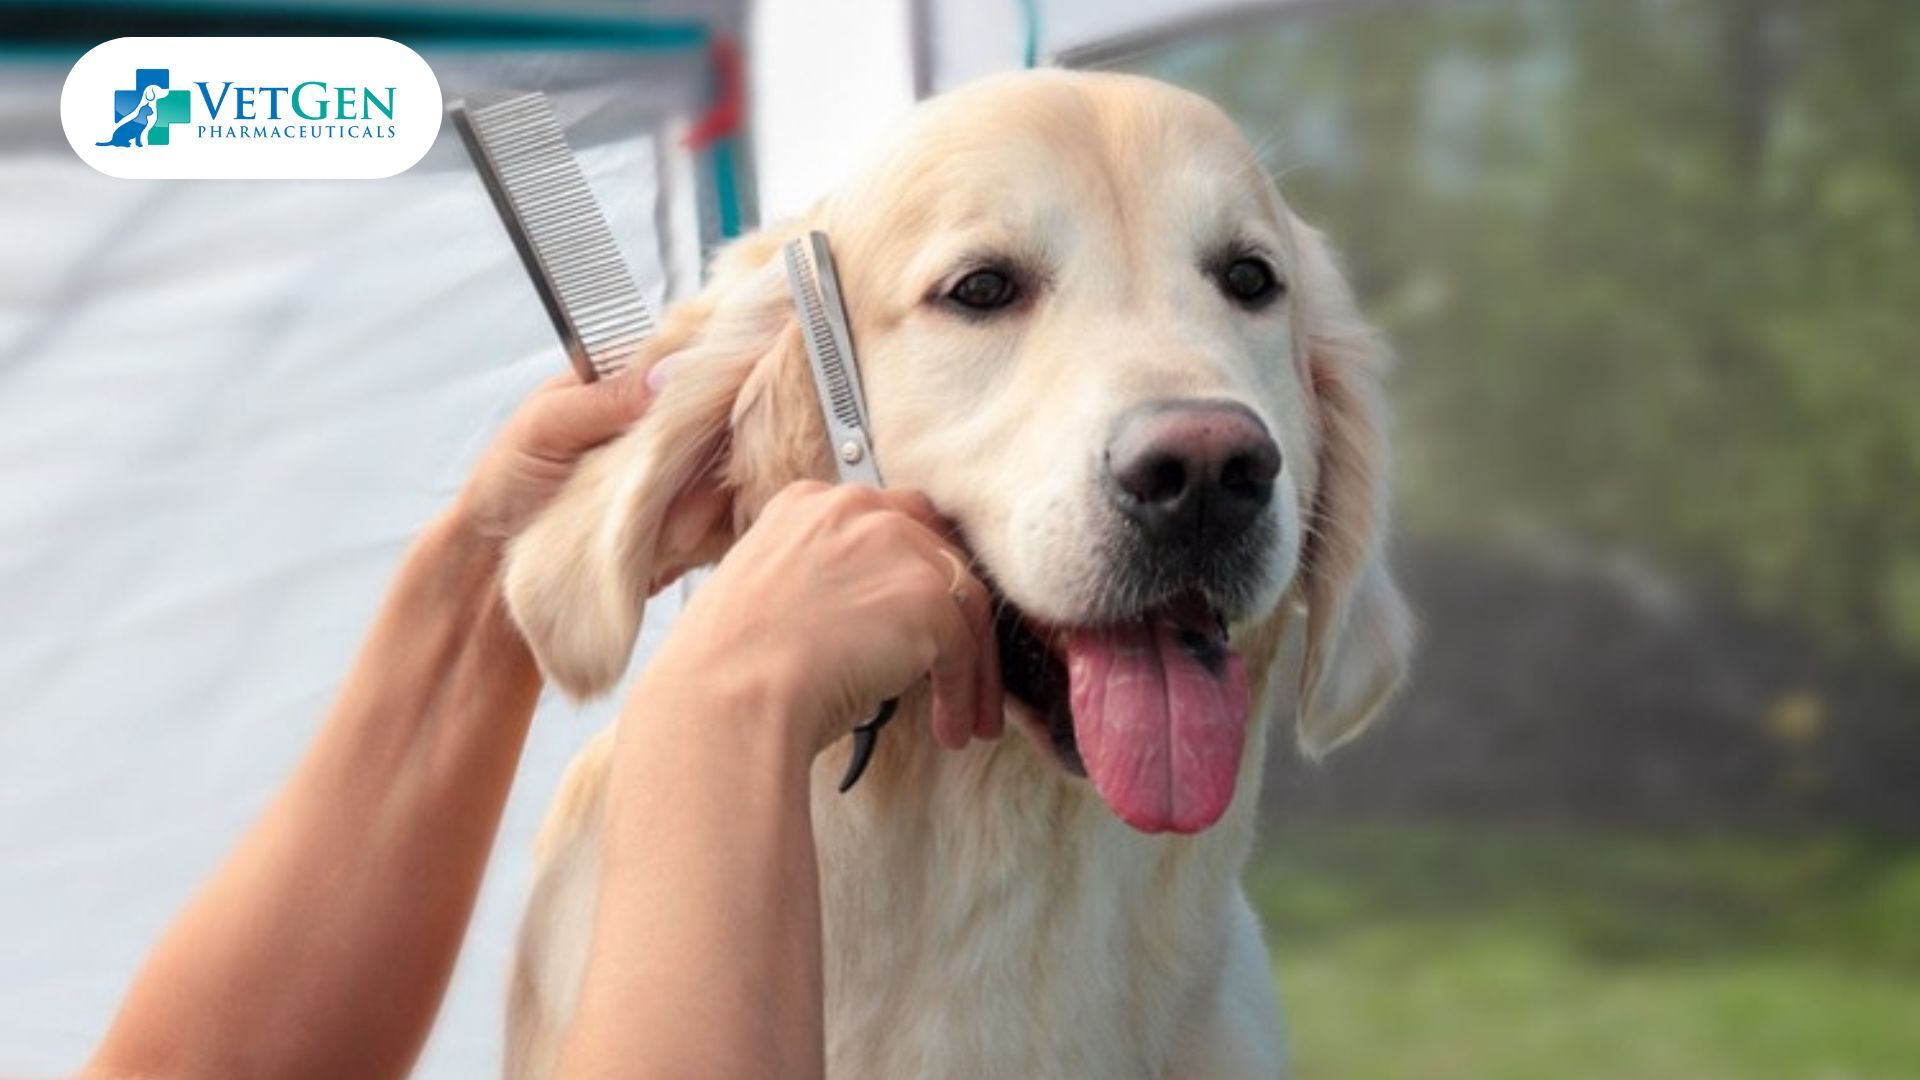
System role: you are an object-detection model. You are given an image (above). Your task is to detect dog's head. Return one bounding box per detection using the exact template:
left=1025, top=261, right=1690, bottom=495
left=505, top=71, right=1411, bottom=834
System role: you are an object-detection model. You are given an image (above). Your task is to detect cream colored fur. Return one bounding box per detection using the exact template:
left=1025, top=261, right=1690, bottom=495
left=501, top=71, right=1411, bottom=1079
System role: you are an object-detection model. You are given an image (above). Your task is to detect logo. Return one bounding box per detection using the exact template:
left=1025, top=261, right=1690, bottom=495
left=97, top=68, right=191, bottom=148
left=63, top=38, right=440, bottom=179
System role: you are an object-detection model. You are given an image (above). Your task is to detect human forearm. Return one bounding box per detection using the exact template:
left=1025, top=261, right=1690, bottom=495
left=554, top=648, right=827, bottom=1080
left=90, top=509, right=541, bottom=1080
left=547, top=483, right=1002, bottom=1080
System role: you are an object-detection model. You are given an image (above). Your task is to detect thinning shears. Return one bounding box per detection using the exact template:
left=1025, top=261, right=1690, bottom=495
left=782, top=231, right=896, bottom=793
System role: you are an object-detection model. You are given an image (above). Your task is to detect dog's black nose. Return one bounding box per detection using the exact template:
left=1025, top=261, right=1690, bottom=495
left=1106, top=400, right=1280, bottom=545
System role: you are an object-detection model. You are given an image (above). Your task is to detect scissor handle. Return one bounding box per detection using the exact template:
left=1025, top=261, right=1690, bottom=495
left=837, top=697, right=900, bottom=793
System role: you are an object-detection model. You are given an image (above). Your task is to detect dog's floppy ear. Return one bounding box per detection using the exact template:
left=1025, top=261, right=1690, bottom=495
left=503, top=225, right=817, bottom=697
left=1289, top=217, right=1415, bottom=758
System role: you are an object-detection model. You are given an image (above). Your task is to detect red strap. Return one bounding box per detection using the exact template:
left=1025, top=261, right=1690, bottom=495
left=684, top=35, right=743, bottom=150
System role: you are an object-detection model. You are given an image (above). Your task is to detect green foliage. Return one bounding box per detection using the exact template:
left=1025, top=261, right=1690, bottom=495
left=1139, top=0, right=1920, bottom=659
left=1249, top=824, right=1920, bottom=1078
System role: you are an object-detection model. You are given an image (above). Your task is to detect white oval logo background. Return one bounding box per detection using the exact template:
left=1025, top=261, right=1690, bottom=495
left=63, top=37, right=441, bottom=179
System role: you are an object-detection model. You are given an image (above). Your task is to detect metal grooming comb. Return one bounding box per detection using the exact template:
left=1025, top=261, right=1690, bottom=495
left=784, top=231, right=895, bottom=792
left=450, top=92, right=656, bottom=382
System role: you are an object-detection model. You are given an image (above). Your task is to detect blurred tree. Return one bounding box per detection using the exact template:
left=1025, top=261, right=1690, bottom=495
left=1145, top=0, right=1920, bottom=660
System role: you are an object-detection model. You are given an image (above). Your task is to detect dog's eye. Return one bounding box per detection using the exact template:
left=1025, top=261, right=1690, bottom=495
left=947, top=269, right=1019, bottom=312
left=1219, top=257, right=1283, bottom=307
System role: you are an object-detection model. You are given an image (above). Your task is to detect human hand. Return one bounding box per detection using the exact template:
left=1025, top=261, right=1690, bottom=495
left=452, top=371, right=654, bottom=547
left=644, top=481, right=1005, bottom=759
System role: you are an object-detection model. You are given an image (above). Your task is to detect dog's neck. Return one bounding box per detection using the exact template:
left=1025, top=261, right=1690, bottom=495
left=801, top=674, right=1279, bottom=1073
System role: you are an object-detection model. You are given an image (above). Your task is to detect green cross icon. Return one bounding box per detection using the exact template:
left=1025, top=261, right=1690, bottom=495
left=147, top=89, right=191, bottom=146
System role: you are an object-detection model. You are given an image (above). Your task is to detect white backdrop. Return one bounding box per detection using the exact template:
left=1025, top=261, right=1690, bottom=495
left=0, top=51, right=704, bottom=1078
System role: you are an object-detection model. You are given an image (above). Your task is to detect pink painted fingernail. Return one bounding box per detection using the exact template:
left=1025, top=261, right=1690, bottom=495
left=645, top=355, right=678, bottom=393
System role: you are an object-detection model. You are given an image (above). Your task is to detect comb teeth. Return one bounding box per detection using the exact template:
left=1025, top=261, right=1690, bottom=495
left=452, top=93, right=655, bottom=382
left=786, top=243, right=862, bottom=428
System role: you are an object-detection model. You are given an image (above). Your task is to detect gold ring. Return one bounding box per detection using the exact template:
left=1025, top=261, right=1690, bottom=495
left=937, top=549, right=969, bottom=608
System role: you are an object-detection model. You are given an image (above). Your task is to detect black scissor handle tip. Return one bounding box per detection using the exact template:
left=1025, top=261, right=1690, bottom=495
left=837, top=697, right=900, bottom=793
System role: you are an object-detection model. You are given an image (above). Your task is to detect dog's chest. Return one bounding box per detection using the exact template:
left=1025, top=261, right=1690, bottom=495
left=806, top=743, right=1248, bottom=1079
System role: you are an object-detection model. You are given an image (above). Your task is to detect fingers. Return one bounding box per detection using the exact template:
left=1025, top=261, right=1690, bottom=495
left=520, top=367, right=654, bottom=460
left=751, top=481, right=1004, bottom=754
left=933, top=545, right=1004, bottom=742
left=911, top=531, right=1002, bottom=752
left=885, top=492, right=1003, bottom=743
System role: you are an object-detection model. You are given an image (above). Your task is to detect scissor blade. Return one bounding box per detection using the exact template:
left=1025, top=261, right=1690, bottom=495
left=784, top=233, right=882, bottom=487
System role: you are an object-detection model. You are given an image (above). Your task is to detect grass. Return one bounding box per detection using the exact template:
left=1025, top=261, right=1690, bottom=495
left=1248, top=823, right=1920, bottom=1080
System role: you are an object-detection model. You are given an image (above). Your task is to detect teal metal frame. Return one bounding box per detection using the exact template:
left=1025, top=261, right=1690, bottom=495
left=0, top=0, right=752, bottom=240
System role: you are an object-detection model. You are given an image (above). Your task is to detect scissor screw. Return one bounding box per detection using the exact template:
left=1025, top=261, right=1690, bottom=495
left=839, top=440, right=864, bottom=465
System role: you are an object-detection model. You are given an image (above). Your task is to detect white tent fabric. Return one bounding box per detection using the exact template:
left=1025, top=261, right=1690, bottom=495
left=0, top=51, right=707, bottom=1077
left=750, top=0, right=1308, bottom=218
left=924, top=0, right=1306, bottom=89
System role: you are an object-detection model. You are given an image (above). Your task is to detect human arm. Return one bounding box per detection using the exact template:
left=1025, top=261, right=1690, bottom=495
left=553, top=483, right=1003, bottom=1080
left=83, top=373, right=652, bottom=1080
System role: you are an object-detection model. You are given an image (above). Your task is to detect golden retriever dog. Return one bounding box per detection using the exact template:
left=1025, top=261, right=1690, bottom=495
left=501, top=69, right=1411, bottom=1078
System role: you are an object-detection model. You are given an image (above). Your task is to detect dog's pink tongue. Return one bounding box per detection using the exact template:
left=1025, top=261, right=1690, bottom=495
left=1065, top=615, right=1248, bottom=834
